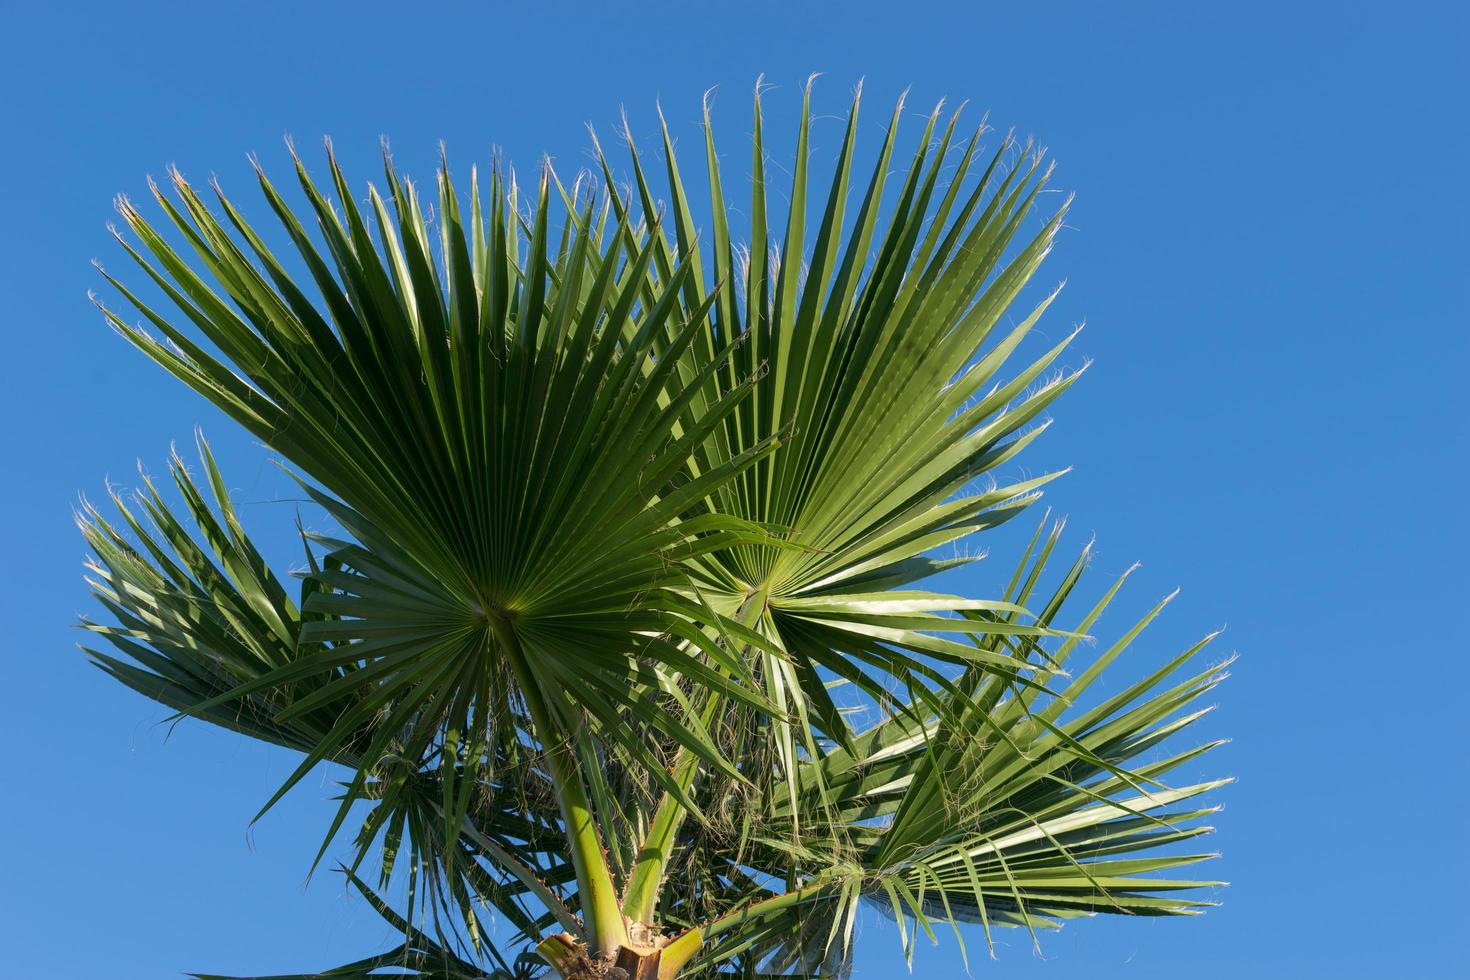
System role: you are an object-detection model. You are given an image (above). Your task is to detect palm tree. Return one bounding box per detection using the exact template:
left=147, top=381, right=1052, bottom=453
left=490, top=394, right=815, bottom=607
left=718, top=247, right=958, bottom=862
left=81, top=82, right=1229, bottom=979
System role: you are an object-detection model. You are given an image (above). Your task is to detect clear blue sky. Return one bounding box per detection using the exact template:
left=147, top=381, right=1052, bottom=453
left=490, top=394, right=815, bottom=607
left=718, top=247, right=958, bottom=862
left=2, top=2, right=1465, bottom=977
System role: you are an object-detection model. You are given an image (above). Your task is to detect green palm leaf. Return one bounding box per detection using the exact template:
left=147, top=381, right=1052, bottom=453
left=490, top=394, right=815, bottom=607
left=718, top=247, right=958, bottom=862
left=93, top=147, right=791, bottom=897
left=590, top=84, right=1081, bottom=760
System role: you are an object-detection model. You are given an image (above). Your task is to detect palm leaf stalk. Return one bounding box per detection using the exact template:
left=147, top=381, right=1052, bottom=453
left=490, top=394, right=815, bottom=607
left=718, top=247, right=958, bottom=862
left=81, top=81, right=1229, bottom=978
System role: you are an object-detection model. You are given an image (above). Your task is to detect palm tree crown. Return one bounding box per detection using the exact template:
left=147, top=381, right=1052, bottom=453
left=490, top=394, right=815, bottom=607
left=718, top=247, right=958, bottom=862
left=82, top=81, right=1229, bottom=979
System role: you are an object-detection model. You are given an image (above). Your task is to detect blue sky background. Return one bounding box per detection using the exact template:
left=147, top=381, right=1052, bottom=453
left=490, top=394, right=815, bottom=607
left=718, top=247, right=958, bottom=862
left=2, top=2, right=1465, bottom=977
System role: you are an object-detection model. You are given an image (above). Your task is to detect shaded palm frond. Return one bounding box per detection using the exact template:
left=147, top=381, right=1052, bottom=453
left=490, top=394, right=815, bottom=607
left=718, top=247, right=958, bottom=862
left=93, top=146, right=789, bottom=875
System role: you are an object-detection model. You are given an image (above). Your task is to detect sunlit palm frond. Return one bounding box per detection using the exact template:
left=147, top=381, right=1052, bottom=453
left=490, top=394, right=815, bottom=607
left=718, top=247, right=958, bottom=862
left=683, top=522, right=1229, bottom=975
left=591, top=84, right=1080, bottom=762
left=80, top=436, right=327, bottom=755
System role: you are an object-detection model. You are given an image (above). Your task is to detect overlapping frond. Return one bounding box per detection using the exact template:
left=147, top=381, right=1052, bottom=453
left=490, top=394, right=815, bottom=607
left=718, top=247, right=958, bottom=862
left=80, top=437, right=329, bottom=756
left=681, top=523, right=1229, bottom=975
left=78, top=441, right=579, bottom=960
